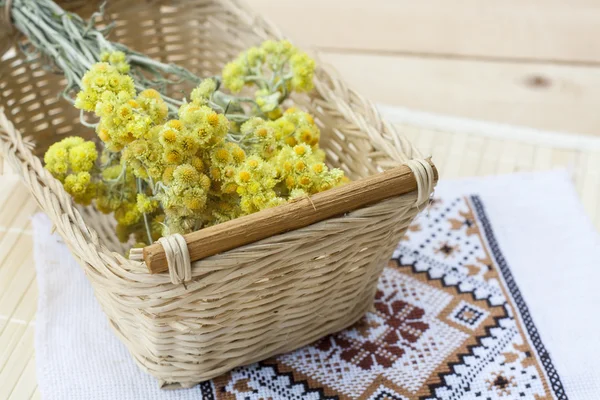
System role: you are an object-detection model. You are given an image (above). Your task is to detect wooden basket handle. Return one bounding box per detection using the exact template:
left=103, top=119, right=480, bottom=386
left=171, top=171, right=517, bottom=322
left=140, top=160, right=438, bottom=275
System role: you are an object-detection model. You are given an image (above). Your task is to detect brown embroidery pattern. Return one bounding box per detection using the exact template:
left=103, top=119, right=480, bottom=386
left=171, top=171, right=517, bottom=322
left=315, top=295, right=429, bottom=372
left=211, top=196, right=565, bottom=400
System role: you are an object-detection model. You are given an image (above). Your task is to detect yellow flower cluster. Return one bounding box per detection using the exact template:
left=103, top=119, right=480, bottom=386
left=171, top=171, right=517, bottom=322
left=289, top=52, right=316, bottom=93
left=190, top=78, right=217, bottom=105
left=94, top=87, right=168, bottom=152
left=62, top=172, right=96, bottom=206
left=44, top=137, right=98, bottom=205
left=222, top=40, right=316, bottom=114
left=76, top=53, right=168, bottom=152
left=45, top=44, right=347, bottom=247
left=100, top=51, right=130, bottom=74
left=75, top=57, right=135, bottom=114
left=272, top=107, right=321, bottom=149
left=158, top=164, right=212, bottom=234
left=121, top=125, right=164, bottom=181
left=234, top=155, right=283, bottom=214
left=275, top=144, right=344, bottom=196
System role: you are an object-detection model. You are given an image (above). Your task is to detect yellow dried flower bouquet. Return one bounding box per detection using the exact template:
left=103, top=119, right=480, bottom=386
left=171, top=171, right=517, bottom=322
left=45, top=42, right=347, bottom=247
left=0, top=0, right=436, bottom=387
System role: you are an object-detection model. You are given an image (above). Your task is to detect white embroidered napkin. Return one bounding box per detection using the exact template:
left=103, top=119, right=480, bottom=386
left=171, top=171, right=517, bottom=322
left=32, top=170, right=600, bottom=399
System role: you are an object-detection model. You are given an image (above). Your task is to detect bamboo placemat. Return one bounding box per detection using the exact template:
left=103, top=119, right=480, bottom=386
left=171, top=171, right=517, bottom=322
left=1, top=118, right=599, bottom=399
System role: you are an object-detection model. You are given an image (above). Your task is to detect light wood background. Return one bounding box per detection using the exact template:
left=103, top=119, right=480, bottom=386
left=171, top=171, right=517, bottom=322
left=247, top=0, right=600, bottom=136
left=2, top=1, right=600, bottom=398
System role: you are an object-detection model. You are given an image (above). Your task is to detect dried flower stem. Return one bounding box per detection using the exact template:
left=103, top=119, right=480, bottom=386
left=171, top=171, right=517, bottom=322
left=4, top=0, right=203, bottom=117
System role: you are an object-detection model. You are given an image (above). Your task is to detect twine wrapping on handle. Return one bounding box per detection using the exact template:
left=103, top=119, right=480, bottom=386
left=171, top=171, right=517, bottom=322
left=405, top=159, right=435, bottom=206
left=158, top=234, right=192, bottom=284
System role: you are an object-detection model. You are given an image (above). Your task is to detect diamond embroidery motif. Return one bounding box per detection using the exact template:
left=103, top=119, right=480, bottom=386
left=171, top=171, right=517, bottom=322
left=448, top=300, right=490, bottom=331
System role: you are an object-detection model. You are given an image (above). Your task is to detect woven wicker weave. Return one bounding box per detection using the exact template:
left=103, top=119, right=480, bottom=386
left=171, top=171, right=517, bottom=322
left=0, top=0, right=436, bottom=387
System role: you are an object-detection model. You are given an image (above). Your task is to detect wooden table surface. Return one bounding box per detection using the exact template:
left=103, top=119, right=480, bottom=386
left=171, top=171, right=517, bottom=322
left=247, top=0, right=600, bottom=137
left=2, top=1, right=600, bottom=398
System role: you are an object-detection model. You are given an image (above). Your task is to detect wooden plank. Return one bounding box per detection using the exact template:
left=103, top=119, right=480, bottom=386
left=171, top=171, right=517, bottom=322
left=579, top=151, right=600, bottom=222
left=428, top=131, right=452, bottom=179
left=0, top=183, right=34, bottom=234
left=142, top=163, right=438, bottom=273
left=0, top=254, right=36, bottom=396
left=551, top=148, right=579, bottom=170
left=0, top=199, right=37, bottom=259
left=0, top=234, right=33, bottom=324
left=512, top=142, right=536, bottom=173
left=0, top=278, right=37, bottom=332
left=7, top=355, right=36, bottom=400
left=477, top=138, right=505, bottom=176
left=0, top=255, right=35, bottom=331
left=0, top=326, right=34, bottom=400
left=30, top=388, right=41, bottom=400
left=0, top=177, right=20, bottom=210
left=532, top=146, right=554, bottom=171
left=411, top=126, right=435, bottom=158
left=441, top=131, right=469, bottom=179
left=458, top=135, right=486, bottom=177
left=573, top=150, right=587, bottom=195
left=246, top=0, right=600, bottom=63
left=319, top=52, right=600, bottom=136
left=495, top=140, right=520, bottom=174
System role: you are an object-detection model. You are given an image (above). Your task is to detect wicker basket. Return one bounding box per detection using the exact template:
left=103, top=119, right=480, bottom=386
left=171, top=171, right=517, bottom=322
left=0, top=0, right=436, bottom=388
